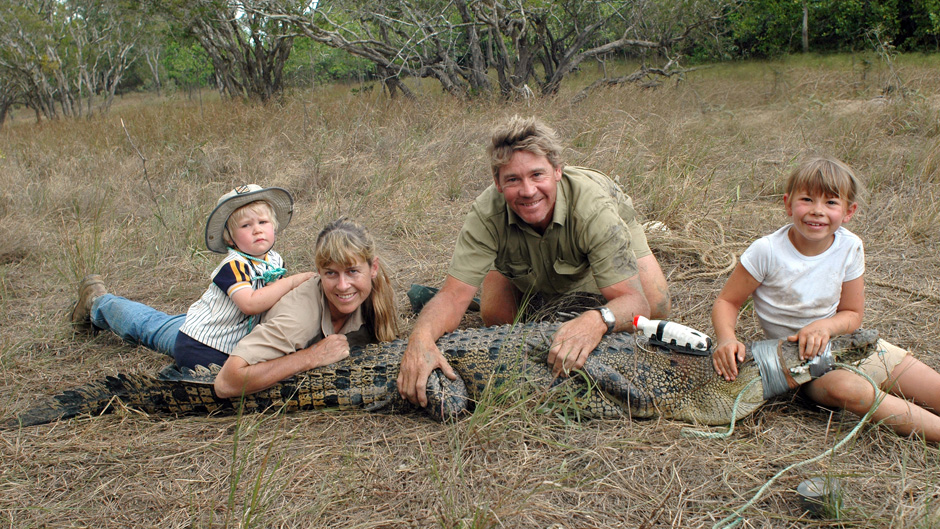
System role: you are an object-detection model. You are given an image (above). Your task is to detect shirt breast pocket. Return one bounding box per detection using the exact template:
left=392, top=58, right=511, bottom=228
left=497, top=260, right=534, bottom=280
left=553, top=259, right=589, bottom=278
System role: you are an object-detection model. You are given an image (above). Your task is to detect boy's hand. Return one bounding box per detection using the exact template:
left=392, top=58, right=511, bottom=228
left=788, top=323, right=831, bottom=360
left=713, top=339, right=746, bottom=381
left=290, top=271, right=316, bottom=288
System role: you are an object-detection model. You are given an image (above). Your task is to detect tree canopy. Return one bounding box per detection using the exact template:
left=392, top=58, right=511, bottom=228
left=1, top=0, right=938, bottom=127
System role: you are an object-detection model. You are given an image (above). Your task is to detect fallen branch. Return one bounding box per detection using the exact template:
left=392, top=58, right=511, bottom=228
left=572, top=63, right=710, bottom=104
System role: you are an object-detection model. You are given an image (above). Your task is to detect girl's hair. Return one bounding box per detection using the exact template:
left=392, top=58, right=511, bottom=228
left=315, top=217, right=399, bottom=342
left=488, top=115, right=564, bottom=180
left=785, top=156, right=862, bottom=204
left=223, top=200, right=278, bottom=248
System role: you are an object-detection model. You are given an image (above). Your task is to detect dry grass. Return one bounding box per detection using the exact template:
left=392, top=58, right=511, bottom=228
left=2, top=53, right=940, bottom=528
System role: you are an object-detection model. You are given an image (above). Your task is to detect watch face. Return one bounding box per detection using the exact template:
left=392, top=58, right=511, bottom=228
left=599, top=307, right=615, bottom=332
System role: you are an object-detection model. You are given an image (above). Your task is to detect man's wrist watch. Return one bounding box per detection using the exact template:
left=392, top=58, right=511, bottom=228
left=596, top=306, right=616, bottom=334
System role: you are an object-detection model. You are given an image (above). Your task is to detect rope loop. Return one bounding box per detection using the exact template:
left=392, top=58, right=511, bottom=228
left=228, top=247, right=287, bottom=333
left=228, top=247, right=286, bottom=285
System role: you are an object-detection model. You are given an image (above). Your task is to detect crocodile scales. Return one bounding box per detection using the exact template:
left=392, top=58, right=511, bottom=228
left=5, top=323, right=879, bottom=428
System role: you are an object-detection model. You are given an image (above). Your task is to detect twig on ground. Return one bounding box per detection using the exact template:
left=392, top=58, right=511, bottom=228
left=121, top=118, right=168, bottom=230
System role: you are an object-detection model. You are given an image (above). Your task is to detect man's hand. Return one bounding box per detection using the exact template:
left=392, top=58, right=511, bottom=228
left=398, top=337, right=457, bottom=407
left=547, top=310, right=607, bottom=377
left=398, top=275, right=476, bottom=407
left=546, top=276, right=650, bottom=377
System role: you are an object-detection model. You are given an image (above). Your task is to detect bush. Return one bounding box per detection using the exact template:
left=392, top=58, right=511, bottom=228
left=283, top=37, right=376, bottom=87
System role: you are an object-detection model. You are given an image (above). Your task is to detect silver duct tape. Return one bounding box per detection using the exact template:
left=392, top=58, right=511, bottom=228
left=752, top=339, right=790, bottom=399
left=808, top=342, right=835, bottom=378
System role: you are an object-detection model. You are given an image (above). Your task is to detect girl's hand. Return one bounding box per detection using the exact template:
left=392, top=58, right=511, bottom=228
left=788, top=322, right=831, bottom=360
left=713, top=339, right=746, bottom=381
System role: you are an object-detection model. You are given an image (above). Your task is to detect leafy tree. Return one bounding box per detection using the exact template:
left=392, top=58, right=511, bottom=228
left=163, top=40, right=213, bottom=96
left=282, top=36, right=375, bottom=86
left=259, top=0, right=735, bottom=99
left=728, top=0, right=940, bottom=57
left=157, top=0, right=315, bottom=101
left=0, top=0, right=143, bottom=121
left=896, top=0, right=940, bottom=49
left=0, top=77, right=20, bottom=131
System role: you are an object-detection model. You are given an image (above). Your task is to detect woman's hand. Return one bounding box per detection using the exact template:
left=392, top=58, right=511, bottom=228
left=301, top=333, right=351, bottom=368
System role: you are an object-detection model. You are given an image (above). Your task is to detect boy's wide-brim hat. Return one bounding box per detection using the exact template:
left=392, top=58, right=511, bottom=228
left=205, top=184, right=294, bottom=254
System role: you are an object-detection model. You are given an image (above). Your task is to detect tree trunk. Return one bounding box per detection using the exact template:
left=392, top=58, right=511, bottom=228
left=456, top=0, right=490, bottom=94
left=802, top=0, right=809, bottom=53
left=145, top=50, right=162, bottom=96
left=0, top=101, right=11, bottom=132
left=377, top=65, right=414, bottom=100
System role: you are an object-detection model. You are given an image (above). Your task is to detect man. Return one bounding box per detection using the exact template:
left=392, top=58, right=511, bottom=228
left=398, top=116, right=670, bottom=407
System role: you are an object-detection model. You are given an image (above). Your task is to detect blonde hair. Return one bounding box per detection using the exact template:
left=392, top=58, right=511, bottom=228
left=223, top=200, right=278, bottom=248
left=785, top=156, right=862, bottom=204
left=488, top=115, right=564, bottom=180
left=315, top=218, right=399, bottom=342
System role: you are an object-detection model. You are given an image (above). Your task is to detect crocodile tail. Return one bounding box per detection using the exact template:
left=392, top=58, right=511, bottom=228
left=5, top=368, right=231, bottom=429
left=6, top=374, right=149, bottom=428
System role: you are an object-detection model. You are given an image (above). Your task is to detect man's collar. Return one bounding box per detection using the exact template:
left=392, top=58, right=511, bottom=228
left=552, top=171, right=570, bottom=227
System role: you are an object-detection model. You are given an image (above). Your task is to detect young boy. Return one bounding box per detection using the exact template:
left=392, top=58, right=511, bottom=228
left=712, top=157, right=940, bottom=442
left=71, top=184, right=314, bottom=369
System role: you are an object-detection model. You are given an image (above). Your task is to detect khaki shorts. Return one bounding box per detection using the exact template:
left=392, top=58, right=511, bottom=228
left=852, top=339, right=910, bottom=389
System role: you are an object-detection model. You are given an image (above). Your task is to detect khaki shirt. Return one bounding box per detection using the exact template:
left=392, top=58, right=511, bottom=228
left=231, top=276, right=371, bottom=365
left=448, top=166, right=649, bottom=295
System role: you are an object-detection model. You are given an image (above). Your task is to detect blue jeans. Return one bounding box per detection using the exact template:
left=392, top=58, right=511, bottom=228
left=90, top=294, right=185, bottom=357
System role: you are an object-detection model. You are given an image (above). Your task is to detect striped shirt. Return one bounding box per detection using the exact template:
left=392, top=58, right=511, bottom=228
left=179, top=248, right=284, bottom=354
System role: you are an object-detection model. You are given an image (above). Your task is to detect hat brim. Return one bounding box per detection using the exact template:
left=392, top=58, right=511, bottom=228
left=205, top=187, right=294, bottom=253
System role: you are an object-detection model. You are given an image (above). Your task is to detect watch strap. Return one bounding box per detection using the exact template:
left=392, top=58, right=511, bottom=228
left=597, top=307, right=616, bottom=334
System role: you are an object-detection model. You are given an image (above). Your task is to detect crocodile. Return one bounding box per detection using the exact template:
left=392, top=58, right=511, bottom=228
left=4, top=323, right=879, bottom=428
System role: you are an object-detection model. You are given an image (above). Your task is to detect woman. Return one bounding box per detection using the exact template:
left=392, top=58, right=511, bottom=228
left=214, top=217, right=399, bottom=398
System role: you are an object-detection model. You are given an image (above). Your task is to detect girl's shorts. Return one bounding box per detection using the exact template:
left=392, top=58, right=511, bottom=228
left=853, top=339, right=910, bottom=389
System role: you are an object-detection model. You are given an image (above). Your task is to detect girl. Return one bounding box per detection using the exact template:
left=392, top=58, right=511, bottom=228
left=214, top=217, right=399, bottom=398
left=712, top=157, right=940, bottom=442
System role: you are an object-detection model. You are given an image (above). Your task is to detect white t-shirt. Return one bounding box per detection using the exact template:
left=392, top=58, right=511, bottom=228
left=740, top=225, right=864, bottom=339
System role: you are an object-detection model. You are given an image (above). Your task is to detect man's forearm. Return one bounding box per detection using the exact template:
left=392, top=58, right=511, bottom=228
left=408, top=276, right=478, bottom=345
left=600, top=276, right=650, bottom=333
left=410, top=294, right=466, bottom=344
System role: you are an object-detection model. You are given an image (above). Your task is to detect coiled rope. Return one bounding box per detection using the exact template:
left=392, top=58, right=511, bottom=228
left=645, top=218, right=748, bottom=280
